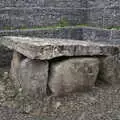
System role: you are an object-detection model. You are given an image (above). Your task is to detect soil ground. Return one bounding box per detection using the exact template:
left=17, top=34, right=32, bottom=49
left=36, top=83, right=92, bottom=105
left=0, top=67, right=120, bottom=120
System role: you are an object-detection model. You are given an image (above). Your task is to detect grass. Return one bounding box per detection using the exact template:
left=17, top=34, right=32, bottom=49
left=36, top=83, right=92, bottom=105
left=2, top=24, right=120, bottom=31
left=106, top=26, right=120, bottom=30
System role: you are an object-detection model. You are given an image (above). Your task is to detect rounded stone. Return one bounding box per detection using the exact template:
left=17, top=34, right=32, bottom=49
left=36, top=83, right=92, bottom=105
left=48, top=58, right=99, bottom=96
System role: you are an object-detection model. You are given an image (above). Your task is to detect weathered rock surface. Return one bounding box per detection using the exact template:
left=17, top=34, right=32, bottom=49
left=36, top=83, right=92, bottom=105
left=1, top=36, right=120, bottom=60
left=10, top=51, right=23, bottom=83
left=99, top=54, right=120, bottom=84
left=10, top=51, right=49, bottom=98
left=19, top=58, right=48, bottom=98
left=49, top=58, right=99, bottom=96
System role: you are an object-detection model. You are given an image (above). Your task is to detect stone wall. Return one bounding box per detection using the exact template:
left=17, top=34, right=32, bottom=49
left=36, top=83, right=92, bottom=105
left=87, top=6, right=120, bottom=27
left=82, top=27, right=120, bottom=42
left=0, top=0, right=120, bottom=29
left=1, top=0, right=119, bottom=8
left=87, top=0, right=120, bottom=8
left=1, top=26, right=120, bottom=42
left=0, top=8, right=87, bottom=29
left=86, top=0, right=120, bottom=27
left=0, top=0, right=87, bottom=8
left=0, top=0, right=88, bottom=29
left=0, top=27, right=83, bottom=39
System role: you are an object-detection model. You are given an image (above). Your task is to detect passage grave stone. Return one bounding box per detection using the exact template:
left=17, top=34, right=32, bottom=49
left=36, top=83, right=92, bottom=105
left=1, top=36, right=120, bottom=97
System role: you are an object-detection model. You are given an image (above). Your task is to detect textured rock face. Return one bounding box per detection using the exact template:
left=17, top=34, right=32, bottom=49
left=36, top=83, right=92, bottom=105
left=0, top=0, right=120, bottom=29
left=19, top=58, right=48, bottom=98
left=87, top=7, right=120, bottom=28
left=2, top=36, right=119, bottom=60
left=0, top=0, right=88, bottom=29
left=10, top=52, right=49, bottom=98
left=0, top=0, right=87, bottom=8
left=99, top=54, right=120, bottom=84
left=0, top=7, right=86, bottom=29
left=87, top=0, right=120, bottom=8
left=49, top=58, right=99, bottom=96
left=10, top=51, right=23, bottom=83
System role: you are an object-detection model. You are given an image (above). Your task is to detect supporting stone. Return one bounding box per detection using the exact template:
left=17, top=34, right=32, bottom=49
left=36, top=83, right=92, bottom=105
left=99, top=54, right=120, bottom=84
left=10, top=51, right=23, bottom=84
left=10, top=51, right=49, bottom=98
left=19, top=58, right=48, bottom=98
left=49, top=58, right=99, bottom=96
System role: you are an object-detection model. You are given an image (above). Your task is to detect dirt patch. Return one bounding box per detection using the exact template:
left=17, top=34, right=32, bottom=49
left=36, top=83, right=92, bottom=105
left=0, top=67, right=120, bottom=120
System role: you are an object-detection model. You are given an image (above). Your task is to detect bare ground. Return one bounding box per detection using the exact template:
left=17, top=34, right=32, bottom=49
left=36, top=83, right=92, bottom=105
left=0, top=67, right=120, bottom=120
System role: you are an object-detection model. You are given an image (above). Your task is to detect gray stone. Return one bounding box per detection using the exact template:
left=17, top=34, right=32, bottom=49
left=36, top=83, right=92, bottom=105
left=82, top=27, right=111, bottom=42
left=0, top=0, right=87, bottom=8
left=18, top=58, right=48, bottom=98
left=86, top=6, right=120, bottom=28
left=0, top=26, right=83, bottom=39
left=87, top=0, right=120, bottom=8
left=49, top=58, right=99, bottom=96
left=10, top=51, right=48, bottom=98
left=103, top=7, right=120, bottom=28
left=87, top=0, right=105, bottom=8
left=0, top=0, right=120, bottom=29
left=2, top=36, right=119, bottom=60
left=112, top=30, right=120, bottom=41
left=87, top=8, right=104, bottom=27
left=10, top=51, right=23, bottom=83
left=0, top=7, right=87, bottom=29
left=99, top=54, right=120, bottom=84
left=0, top=27, right=83, bottom=67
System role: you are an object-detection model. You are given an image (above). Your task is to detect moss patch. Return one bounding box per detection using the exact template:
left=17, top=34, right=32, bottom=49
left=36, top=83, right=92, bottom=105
left=2, top=24, right=120, bottom=31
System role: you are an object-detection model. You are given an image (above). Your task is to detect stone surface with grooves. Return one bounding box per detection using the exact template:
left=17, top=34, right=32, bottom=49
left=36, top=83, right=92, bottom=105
left=1, top=36, right=120, bottom=60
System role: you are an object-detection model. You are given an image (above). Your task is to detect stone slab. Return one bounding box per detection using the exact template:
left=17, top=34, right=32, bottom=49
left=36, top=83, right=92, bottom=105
left=49, top=58, right=99, bottom=96
left=1, top=36, right=120, bottom=60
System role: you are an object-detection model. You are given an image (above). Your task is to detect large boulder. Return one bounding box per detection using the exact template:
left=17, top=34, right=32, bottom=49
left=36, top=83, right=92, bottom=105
left=49, top=58, right=99, bottom=96
left=99, top=54, right=120, bottom=84
left=10, top=51, right=49, bottom=98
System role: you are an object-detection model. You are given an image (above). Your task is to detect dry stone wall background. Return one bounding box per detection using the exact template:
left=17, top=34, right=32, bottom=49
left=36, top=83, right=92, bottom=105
left=0, top=0, right=120, bottom=29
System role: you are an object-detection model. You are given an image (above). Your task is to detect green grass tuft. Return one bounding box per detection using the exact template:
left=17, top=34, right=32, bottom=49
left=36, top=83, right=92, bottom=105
left=2, top=23, right=120, bottom=31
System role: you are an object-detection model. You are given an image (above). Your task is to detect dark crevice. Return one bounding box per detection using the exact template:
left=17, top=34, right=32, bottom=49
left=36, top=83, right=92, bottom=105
left=46, top=61, right=52, bottom=96
left=49, top=55, right=106, bottom=63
